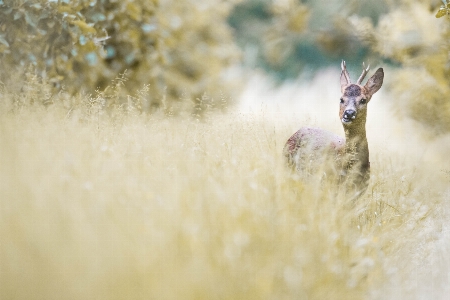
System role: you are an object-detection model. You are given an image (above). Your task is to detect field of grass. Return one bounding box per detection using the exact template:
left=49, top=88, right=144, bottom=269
left=0, top=70, right=449, bottom=299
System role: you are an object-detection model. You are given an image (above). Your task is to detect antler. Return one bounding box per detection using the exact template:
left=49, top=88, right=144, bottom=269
left=341, top=60, right=351, bottom=84
left=356, top=62, right=370, bottom=85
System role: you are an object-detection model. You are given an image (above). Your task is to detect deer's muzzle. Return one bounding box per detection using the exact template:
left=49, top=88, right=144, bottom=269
left=342, top=109, right=356, bottom=124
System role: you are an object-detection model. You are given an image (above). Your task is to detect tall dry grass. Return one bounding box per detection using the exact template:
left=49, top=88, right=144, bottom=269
left=0, top=70, right=449, bottom=299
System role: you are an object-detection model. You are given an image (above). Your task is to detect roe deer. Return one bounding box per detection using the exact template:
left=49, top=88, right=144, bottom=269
left=283, top=61, right=384, bottom=198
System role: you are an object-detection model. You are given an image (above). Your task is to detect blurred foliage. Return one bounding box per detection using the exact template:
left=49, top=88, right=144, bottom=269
left=436, top=0, right=450, bottom=18
left=228, top=0, right=311, bottom=78
left=228, top=0, right=390, bottom=78
left=1, top=0, right=450, bottom=128
left=314, top=0, right=450, bottom=134
left=0, top=0, right=241, bottom=112
left=308, top=0, right=388, bottom=66
left=229, top=0, right=450, bottom=133
left=370, top=1, right=450, bottom=134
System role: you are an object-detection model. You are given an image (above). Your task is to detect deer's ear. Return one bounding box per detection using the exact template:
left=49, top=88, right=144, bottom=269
left=365, top=68, right=384, bottom=96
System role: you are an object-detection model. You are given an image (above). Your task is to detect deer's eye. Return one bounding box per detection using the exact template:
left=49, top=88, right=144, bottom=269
left=360, top=98, right=366, bottom=104
left=340, top=98, right=344, bottom=104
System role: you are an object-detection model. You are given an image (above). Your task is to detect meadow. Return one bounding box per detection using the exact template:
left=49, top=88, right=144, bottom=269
left=1, top=69, right=449, bottom=299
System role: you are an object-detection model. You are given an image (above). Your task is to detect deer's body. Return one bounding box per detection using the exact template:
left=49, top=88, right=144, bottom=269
left=284, top=61, right=384, bottom=197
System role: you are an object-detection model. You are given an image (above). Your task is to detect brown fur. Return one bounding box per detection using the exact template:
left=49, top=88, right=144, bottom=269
left=343, top=84, right=361, bottom=97
left=284, top=63, right=384, bottom=198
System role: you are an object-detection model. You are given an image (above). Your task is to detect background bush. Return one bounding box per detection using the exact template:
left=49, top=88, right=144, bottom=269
left=0, top=0, right=241, bottom=112
left=330, top=0, right=450, bottom=135
left=1, top=0, right=449, bottom=131
left=229, top=0, right=450, bottom=134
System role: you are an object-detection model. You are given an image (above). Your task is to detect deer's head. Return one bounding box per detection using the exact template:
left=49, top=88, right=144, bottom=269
left=339, top=61, right=384, bottom=127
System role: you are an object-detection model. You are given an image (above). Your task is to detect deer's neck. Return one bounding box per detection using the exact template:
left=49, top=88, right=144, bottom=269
left=344, top=124, right=369, bottom=171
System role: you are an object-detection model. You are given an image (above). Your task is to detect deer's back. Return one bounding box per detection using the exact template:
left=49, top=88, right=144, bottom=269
left=283, top=127, right=345, bottom=170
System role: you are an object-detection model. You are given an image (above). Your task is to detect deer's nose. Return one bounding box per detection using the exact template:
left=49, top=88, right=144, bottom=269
left=344, top=110, right=356, bottom=120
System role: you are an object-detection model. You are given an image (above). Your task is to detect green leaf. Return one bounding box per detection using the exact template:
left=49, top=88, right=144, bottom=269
left=0, top=34, right=9, bottom=47
left=24, top=12, right=38, bottom=28
left=436, top=8, right=447, bottom=18
left=14, top=11, right=22, bottom=20
left=71, top=20, right=96, bottom=34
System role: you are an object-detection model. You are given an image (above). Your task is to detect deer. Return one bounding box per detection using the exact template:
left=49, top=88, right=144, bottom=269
left=283, top=61, right=384, bottom=198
